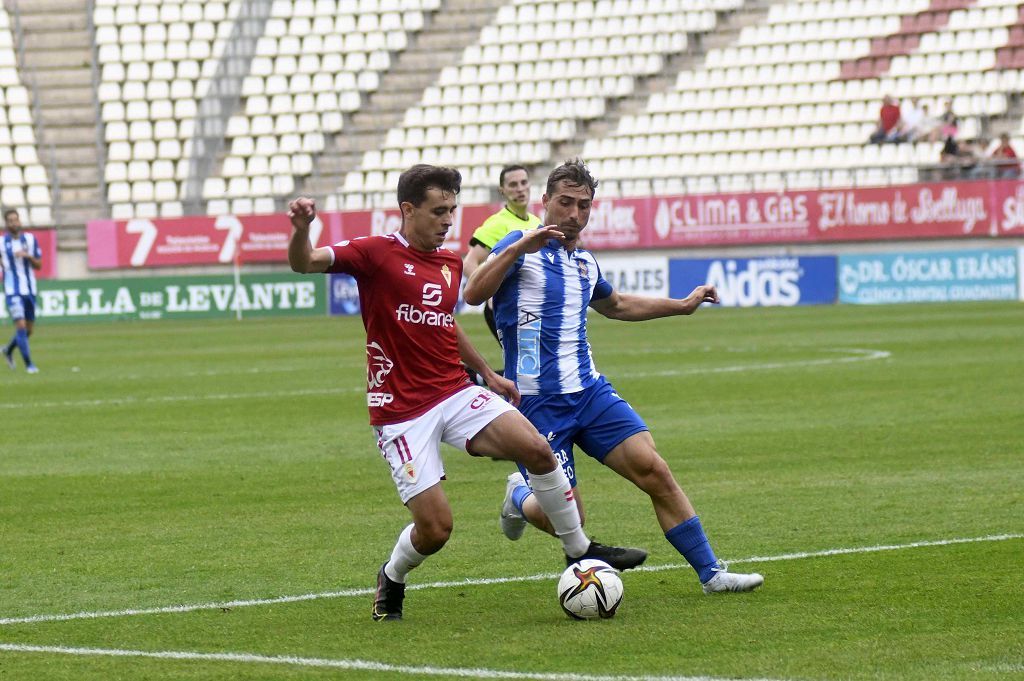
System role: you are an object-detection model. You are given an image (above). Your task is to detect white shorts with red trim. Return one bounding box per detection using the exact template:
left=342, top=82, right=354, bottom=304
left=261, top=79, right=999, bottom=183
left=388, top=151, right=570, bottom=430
left=372, top=386, right=517, bottom=503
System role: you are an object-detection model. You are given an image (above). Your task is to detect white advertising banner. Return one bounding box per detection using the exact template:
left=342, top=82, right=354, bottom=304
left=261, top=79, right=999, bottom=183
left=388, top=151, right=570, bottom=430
left=592, top=255, right=669, bottom=298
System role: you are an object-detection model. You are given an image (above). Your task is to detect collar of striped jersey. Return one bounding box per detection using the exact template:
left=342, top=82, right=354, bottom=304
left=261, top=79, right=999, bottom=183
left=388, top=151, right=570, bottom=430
left=543, top=238, right=581, bottom=258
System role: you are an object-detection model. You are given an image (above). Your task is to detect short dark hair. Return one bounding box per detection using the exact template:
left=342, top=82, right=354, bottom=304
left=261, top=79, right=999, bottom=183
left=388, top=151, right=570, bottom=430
left=498, top=164, right=528, bottom=187
left=397, top=164, right=461, bottom=207
left=3, top=208, right=19, bottom=220
left=546, top=158, right=598, bottom=199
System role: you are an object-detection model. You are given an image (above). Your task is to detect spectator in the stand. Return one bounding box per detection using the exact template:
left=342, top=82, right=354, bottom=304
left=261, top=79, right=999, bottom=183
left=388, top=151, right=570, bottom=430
left=915, top=103, right=941, bottom=142
left=900, top=98, right=927, bottom=142
left=869, top=95, right=904, bottom=144
left=937, top=99, right=959, bottom=140
left=988, top=133, right=1021, bottom=179
left=940, top=137, right=982, bottom=180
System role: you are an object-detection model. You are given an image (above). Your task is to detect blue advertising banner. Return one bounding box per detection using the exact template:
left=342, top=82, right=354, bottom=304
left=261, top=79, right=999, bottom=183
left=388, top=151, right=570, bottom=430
left=328, top=273, right=361, bottom=315
left=669, top=256, right=837, bottom=307
left=838, top=249, right=1018, bottom=304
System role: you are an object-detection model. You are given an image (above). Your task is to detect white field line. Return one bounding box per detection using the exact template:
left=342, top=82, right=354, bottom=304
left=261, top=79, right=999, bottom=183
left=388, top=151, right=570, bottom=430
left=0, top=643, right=790, bottom=681
left=1, top=532, right=1019, bottom=628
left=0, top=348, right=889, bottom=410
left=623, top=348, right=890, bottom=379
left=0, top=386, right=362, bottom=410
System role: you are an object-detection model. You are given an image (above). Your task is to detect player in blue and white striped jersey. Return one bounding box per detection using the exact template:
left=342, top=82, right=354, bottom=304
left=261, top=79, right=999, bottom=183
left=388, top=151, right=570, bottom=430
left=464, top=160, right=763, bottom=593
left=1, top=209, right=41, bottom=373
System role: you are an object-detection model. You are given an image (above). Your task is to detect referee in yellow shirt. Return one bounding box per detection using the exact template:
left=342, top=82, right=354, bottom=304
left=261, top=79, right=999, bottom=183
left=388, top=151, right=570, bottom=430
left=463, top=164, right=542, bottom=343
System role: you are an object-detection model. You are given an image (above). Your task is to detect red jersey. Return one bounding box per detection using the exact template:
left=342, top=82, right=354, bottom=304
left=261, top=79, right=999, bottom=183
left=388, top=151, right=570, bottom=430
left=327, top=232, right=470, bottom=425
left=879, top=103, right=901, bottom=132
left=993, top=144, right=1019, bottom=163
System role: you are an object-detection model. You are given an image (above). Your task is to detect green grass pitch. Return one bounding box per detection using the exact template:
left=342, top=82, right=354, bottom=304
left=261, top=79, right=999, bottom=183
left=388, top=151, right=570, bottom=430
left=1, top=301, right=1022, bottom=680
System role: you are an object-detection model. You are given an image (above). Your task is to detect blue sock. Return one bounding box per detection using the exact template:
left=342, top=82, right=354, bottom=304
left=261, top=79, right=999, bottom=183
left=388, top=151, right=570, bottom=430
left=665, top=516, right=719, bottom=583
left=14, top=328, right=31, bottom=366
left=4, top=335, right=14, bottom=355
left=511, top=484, right=533, bottom=515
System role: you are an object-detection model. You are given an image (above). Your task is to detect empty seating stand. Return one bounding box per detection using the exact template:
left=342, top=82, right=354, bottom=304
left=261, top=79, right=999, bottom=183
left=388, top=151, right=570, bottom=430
left=96, top=0, right=240, bottom=219
left=334, top=0, right=736, bottom=209
left=0, top=6, right=52, bottom=226
left=582, top=0, right=1024, bottom=197
left=206, top=0, right=434, bottom=216
left=83, top=0, right=1024, bottom=217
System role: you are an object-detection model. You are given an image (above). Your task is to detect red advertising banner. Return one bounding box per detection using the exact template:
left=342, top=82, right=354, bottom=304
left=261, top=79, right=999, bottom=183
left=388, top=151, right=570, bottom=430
left=30, top=228, right=58, bottom=279
left=86, top=180, right=1024, bottom=270
left=87, top=204, right=499, bottom=270
left=988, top=179, right=1024, bottom=237
left=648, top=182, right=1000, bottom=246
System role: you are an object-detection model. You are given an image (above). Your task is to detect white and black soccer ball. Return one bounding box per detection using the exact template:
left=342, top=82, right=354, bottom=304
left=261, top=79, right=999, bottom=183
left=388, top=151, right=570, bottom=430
left=557, top=559, right=623, bottom=620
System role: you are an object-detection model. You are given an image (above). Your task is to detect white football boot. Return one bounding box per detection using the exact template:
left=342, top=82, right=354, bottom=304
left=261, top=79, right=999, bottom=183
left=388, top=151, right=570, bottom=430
left=702, top=560, right=764, bottom=594
left=500, top=472, right=529, bottom=541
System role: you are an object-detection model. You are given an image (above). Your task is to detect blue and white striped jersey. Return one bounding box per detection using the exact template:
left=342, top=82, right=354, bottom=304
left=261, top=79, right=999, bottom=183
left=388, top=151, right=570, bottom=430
left=1, top=231, right=40, bottom=296
left=489, top=230, right=614, bottom=395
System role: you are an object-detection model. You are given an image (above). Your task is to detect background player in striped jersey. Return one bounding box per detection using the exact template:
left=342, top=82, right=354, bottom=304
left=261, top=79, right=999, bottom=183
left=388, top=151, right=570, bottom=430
left=286, top=164, right=644, bottom=621
left=2, top=209, right=41, bottom=374
left=464, top=159, right=764, bottom=594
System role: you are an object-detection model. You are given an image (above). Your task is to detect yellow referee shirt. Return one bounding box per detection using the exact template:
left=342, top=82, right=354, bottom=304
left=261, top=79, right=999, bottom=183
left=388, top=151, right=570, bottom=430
left=469, top=206, right=542, bottom=250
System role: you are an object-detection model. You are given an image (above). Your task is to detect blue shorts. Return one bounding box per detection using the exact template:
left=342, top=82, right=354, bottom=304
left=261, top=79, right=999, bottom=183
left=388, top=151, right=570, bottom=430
left=5, top=295, right=35, bottom=322
left=516, top=375, right=648, bottom=488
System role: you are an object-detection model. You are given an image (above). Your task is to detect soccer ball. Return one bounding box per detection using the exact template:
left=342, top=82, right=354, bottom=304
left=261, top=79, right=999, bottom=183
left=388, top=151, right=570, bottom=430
left=557, top=559, right=623, bottom=620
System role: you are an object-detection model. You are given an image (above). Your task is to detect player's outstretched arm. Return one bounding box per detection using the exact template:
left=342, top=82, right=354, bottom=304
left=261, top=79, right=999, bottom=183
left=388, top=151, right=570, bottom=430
left=463, top=226, right=563, bottom=305
left=462, top=243, right=490, bottom=280
left=287, top=197, right=333, bottom=273
left=590, top=285, right=719, bottom=321
left=455, top=322, right=520, bottom=406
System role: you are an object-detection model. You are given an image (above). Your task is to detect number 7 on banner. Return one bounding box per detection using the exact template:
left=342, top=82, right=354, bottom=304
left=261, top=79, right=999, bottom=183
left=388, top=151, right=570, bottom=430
left=126, top=219, right=158, bottom=267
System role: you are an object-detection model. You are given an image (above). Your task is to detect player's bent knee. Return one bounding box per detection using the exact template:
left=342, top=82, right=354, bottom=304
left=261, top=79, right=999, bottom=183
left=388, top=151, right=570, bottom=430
left=644, top=459, right=682, bottom=496
left=622, top=450, right=676, bottom=491
left=517, top=435, right=557, bottom=474
left=415, top=518, right=453, bottom=552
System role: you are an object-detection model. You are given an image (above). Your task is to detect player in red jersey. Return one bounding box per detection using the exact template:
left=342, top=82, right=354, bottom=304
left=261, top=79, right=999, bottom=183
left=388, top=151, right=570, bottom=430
left=287, top=164, right=645, bottom=621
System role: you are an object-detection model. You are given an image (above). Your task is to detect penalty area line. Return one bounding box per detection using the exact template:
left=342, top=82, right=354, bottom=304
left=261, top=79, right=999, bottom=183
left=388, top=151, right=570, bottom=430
left=1, top=532, right=1020, bottom=627
left=0, top=643, right=790, bottom=681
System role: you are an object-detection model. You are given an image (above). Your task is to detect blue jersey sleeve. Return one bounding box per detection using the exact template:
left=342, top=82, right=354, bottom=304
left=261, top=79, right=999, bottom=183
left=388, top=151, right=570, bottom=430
left=488, top=230, right=526, bottom=276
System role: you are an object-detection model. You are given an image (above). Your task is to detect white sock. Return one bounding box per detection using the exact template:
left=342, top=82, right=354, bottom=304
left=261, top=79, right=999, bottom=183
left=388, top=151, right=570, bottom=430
left=527, top=468, right=590, bottom=557
left=384, top=524, right=427, bottom=584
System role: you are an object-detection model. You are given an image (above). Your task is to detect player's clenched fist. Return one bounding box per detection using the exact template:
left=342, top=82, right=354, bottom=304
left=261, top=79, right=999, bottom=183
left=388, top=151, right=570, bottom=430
left=693, top=284, right=719, bottom=305
left=288, top=197, right=316, bottom=229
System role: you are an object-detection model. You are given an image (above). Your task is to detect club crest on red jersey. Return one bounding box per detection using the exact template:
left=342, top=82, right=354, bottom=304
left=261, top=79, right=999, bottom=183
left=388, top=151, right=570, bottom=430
left=366, top=341, right=394, bottom=389
left=441, top=263, right=452, bottom=287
